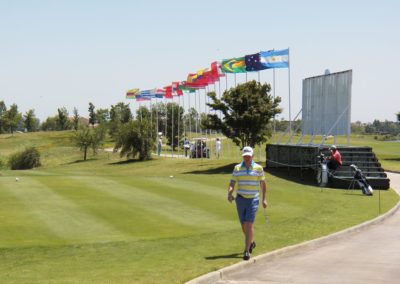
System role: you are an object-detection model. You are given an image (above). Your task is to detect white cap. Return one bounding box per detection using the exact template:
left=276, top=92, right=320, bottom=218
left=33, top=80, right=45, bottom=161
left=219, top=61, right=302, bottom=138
left=330, top=145, right=337, bottom=150
left=242, top=146, right=254, bottom=157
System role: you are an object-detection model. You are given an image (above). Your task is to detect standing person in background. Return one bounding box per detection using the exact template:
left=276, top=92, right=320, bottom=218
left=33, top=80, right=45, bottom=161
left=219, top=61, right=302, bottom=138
left=227, top=146, right=267, bottom=260
left=215, top=138, right=221, bottom=159
left=157, top=135, right=162, bottom=156
left=183, top=137, right=190, bottom=158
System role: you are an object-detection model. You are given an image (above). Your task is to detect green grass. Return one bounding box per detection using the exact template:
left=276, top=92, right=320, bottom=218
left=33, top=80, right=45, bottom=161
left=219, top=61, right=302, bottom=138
left=0, top=131, right=399, bottom=283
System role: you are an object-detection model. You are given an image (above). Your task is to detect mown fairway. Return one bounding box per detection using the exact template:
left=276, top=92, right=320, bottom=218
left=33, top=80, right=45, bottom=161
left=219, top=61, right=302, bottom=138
left=0, top=132, right=399, bottom=283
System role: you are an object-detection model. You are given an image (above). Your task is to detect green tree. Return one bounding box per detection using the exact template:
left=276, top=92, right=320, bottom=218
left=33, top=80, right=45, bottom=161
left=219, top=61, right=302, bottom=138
left=74, top=125, right=106, bottom=161
left=88, top=102, right=96, bottom=126
left=57, top=107, right=70, bottom=130
left=207, top=80, right=282, bottom=148
left=183, top=107, right=198, bottom=133
left=151, top=102, right=167, bottom=135
left=72, top=107, right=80, bottom=130
left=165, top=102, right=184, bottom=150
left=23, top=109, right=37, bottom=132
left=109, top=102, right=132, bottom=138
left=0, top=101, right=7, bottom=133
left=3, top=104, right=22, bottom=134
left=96, top=108, right=110, bottom=125
left=41, top=116, right=58, bottom=131
left=114, top=118, right=155, bottom=161
left=397, top=112, right=400, bottom=123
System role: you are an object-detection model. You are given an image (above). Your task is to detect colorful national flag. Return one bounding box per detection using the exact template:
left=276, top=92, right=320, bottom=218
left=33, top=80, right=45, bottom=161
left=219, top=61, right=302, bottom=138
left=126, top=88, right=140, bottom=99
left=172, top=82, right=183, bottom=96
left=164, top=86, right=173, bottom=99
left=150, top=88, right=166, bottom=98
left=245, top=53, right=268, bottom=72
left=135, top=95, right=151, bottom=101
left=179, top=81, right=196, bottom=93
left=260, top=49, right=289, bottom=69
left=211, top=61, right=225, bottom=78
left=221, top=57, right=246, bottom=73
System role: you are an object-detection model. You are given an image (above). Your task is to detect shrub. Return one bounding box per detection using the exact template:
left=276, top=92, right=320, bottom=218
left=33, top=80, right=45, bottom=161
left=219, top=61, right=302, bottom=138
left=8, top=147, right=41, bottom=170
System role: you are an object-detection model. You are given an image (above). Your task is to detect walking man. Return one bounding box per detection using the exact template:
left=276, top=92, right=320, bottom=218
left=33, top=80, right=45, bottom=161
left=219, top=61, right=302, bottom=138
left=227, top=146, right=267, bottom=260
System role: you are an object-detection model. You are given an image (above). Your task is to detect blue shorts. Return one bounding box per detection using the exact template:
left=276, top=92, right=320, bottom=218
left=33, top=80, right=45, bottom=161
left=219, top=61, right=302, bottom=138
left=235, top=195, right=259, bottom=224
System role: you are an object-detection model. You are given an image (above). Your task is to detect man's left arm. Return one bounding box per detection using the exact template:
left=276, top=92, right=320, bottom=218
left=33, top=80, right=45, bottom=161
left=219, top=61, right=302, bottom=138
left=260, top=180, right=267, bottom=208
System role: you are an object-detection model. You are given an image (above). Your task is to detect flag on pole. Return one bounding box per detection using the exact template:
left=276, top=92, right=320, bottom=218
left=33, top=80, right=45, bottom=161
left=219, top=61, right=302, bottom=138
left=221, top=57, right=246, bottom=73
left=164, top=86, right=173, bottom=99
left=245, top=53, right=268, bottom=72
left=151, top=88, right=166, bottom=98
left=260, top=49, right=289, bottom=69
left=211, top=61, right=225, bottom=78
left=126, top=88, right=140, bottom=99
left=172, top=82, right=183, bottom=96
left=135, top=95, right=151, bottom=101
left=179, top=81, right=196, bottom=93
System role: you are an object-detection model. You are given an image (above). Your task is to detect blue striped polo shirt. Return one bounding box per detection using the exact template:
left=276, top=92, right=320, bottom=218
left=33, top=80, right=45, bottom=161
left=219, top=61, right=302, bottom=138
left=231, top=161, right=265, bottom=198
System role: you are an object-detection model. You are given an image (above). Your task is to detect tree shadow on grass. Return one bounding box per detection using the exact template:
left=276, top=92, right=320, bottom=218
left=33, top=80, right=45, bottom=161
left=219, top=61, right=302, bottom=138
left=383, top=158, right=400, bottom=161
left=184, top=163, right=237, bottom=175
left=205, top=253, right=242, bottom=260
left=108, top=159, right=140, bottom=165
left=63, top=158, right=97, bottom=165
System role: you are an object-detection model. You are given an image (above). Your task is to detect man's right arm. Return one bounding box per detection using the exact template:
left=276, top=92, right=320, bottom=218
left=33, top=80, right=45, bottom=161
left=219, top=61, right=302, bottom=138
left=228, top=181, right=235, bottom=202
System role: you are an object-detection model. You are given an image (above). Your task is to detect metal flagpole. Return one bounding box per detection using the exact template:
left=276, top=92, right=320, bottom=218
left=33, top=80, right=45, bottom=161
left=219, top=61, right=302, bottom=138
left=177, top=94, right=180, bottom=157
left=198, top=88, right=202, bottom=159
left=273, top=68, right=276, bottom=133
left=195, top=89, right=199, bottom=158
left=171, top=97, right=174, bottom=157
left=150, top=99, right=153, bottom=137
left=156, top=98, right=159, bottom=137
left=226, top=75, right=230, bottom=159
left=288, top=47, right=292, bottom=135
left=189, top=91, right=191, bottom=141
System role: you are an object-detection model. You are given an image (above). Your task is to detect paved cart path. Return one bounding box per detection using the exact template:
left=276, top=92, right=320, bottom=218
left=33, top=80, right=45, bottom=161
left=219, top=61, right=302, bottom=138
left=188, top=172, right=400, bottom=284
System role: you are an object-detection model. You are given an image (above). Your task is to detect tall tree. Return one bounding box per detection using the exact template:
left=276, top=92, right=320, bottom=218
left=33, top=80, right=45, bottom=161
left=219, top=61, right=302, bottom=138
left=0, top=101, right=7, bottom=133
left=183, top=107, right=198, bottom=133
left=206, top=80, right=282, bottom=148
left=74, top=125, right=106, bottom=161
left=88, top=102, right=97, bottom=126
left=23, top=109, right=37, bottom=132
left=96, top=108, right=110, bottom=125
left=3, top=104, right=22, bottom=134
left=109, top=102, right=132, bottom=138
left=72, top=107, right=80, bottom=130
left=114, top=118, right=155, bottom=161
left=57, top=107, right=69, bottom=130
left=397, top=112, right=400, bottom=124
left=165, top=102, right=184, bottom=150
left=41, top=116, right=58, bottom=131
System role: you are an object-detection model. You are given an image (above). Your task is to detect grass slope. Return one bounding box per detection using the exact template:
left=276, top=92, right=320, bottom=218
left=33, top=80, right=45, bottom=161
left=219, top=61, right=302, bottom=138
left=0, top=131, right=399, bottom=283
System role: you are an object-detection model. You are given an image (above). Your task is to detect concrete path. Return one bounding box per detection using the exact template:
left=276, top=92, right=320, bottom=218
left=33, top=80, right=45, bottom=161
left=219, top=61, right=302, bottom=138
left=188, top=172, right=400, bottom=284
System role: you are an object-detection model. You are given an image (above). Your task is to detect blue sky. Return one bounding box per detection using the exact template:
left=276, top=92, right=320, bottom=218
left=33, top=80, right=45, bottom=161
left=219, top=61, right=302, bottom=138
left=0, top=0, right=399, bottom=122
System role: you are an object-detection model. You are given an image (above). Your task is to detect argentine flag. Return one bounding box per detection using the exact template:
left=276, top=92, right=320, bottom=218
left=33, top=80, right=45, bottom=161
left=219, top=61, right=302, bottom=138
left=260, top=49, right=289, bottom=69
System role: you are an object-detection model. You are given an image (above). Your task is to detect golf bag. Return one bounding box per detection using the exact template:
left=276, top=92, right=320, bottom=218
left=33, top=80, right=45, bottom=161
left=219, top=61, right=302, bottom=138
left=350, top=164, right=373, bottom=196
left=316, top=153, right=328, bottom=187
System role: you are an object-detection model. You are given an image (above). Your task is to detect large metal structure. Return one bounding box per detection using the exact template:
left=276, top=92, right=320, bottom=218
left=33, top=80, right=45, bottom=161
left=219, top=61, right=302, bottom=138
left=302, top=70, right=352, bottom=137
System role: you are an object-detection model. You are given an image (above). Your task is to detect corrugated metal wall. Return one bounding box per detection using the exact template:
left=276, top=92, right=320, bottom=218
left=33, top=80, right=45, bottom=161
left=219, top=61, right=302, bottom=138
left=302, top=70, right=352, bottom=135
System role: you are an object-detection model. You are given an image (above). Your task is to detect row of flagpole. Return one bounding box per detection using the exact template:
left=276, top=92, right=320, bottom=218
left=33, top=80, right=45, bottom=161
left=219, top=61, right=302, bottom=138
left=126, top=48, right=291, bottom=159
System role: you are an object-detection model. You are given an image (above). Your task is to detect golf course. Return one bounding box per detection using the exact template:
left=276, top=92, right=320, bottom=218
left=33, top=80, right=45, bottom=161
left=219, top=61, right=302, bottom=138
left=0, top=131, right=399, bottom=283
